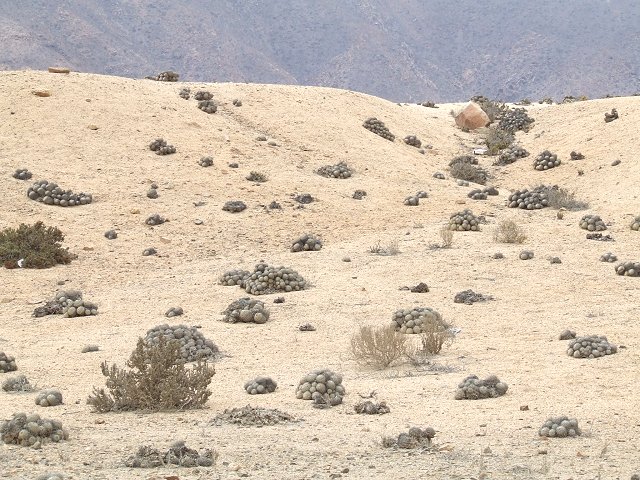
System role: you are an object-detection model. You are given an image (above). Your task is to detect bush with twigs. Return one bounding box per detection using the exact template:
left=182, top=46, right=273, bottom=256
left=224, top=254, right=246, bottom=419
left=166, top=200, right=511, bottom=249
left=87, top=337, right=215, bottom=412
left=414, top=319, right=455, bottom=356
left=350, top=325, right=411, bottom=369
left=439, top=227, right=453, bottom=248
left=539, top=185, right=589, bottom=210
left=448, top=156, right=488, bottom=185
left=493, top=220, right=527, bottom=244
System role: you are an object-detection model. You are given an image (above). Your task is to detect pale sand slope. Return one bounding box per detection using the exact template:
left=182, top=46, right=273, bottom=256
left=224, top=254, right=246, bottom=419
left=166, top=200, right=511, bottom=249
left=0, top=70, right=639, bottom=480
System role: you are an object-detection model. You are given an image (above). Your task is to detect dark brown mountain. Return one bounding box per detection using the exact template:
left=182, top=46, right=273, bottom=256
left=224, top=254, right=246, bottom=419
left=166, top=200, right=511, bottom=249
left=1, top=0, right=639, bottom=101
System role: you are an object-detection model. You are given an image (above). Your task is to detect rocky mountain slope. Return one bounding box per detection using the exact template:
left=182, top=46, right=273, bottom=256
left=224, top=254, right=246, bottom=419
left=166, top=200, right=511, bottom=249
left=1, top=0, right=639, bottom=101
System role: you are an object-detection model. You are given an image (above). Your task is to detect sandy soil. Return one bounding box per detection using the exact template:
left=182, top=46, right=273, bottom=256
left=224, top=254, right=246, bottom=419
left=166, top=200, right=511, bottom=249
left=0, top=70, right=639, bottom=480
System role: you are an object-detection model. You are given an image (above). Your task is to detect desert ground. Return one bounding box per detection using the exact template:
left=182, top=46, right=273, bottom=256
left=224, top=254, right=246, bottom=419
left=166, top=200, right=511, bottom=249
left=0, top=70, right=639, bottom=480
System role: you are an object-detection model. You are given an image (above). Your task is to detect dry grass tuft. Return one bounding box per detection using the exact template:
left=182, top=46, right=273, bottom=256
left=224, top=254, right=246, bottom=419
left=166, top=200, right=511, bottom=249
left=439, top=227, right=453, bottom=248
left=350, top=325, right=411, bottom=369
left=369, top=240, right=400, bottom=256
left=449, top=162, right=488, bottom=185
left=415, top=319, right=455, bottom=356
left=493, top=220, right=527, bottom=244
left=539, top=185, right=590, bottom=210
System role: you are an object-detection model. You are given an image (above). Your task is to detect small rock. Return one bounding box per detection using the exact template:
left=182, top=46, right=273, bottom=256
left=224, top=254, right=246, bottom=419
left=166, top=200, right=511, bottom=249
left=520, top=405, right=529, bottom=411
left=87, top=124, right=99, bottom=130
left=611, top=159, right=621, bottom=166
left=33, top=90, right=51, bottom=97
left=342, top=257, right=351, bottom=262
left=48, top=67, right=70, bottom=73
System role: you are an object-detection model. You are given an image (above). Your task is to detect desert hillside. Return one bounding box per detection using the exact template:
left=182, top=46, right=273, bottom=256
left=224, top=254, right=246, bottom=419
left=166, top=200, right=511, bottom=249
left=0, top=70, right=639, bottom=480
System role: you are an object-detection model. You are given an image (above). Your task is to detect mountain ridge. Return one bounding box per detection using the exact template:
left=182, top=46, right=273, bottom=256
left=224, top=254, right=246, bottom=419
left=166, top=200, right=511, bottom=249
left=1, top=1, right=639, bottom=101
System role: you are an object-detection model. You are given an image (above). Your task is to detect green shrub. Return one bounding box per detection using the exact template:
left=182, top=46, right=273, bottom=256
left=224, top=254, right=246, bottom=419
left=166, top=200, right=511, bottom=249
left=0, top=221, right=75, bottom=269
left=87, top=337, right=215, bottom=412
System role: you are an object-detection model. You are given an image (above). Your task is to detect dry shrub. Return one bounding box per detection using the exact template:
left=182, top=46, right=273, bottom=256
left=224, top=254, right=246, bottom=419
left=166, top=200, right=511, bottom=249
left=0, top=221, right=76, bottom=269
left=449, top=162, right=487, bottom=185
left=493, top=220, right=527, bottom=244
left=472, top=96, right=508, bottom=122
left=539, top=185, right=589, bottom=210
left=87, top=337, right=215, bottom=412
left=484, top=128, right=514, bottom=155
left=368, top=240, right=400, bottom=256
left=416, top=318, right=455, bottom=355
left=351, top=325, right=410, bottom=369
left=439, top=227, right=453, bottom=248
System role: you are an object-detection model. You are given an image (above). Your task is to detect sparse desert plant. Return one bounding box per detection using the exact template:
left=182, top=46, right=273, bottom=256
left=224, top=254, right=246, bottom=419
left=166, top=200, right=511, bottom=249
left=493, top=220, right=527, bottom=244
left=246, top=171, right=267, bottom=182
left=87, top=336, right=215, bottom=412
left=0, top=222, right=76, bottom=269
left=385, top=240, right=400, bottom=255
left=439, top=226, right=453, bottom=248
left=35, top=389, right=63, bottom=407
left=484, top=128, right=514, bottom=155
left=471, top=96, right=507, bottom=123
left=2, top=374, right=32, bottom=392
left=0, top=352, right=18, bottom=373
left=368, top=240, right=400, bottom=256
left=295, top=368, right=345, bottom=406
left=125, top=441, right=217, bottom=468
left=383, top=426, right=436, bottom=449
left=350, top=325, right=410, bottom=369
left=539, top=185, right=589, bottom=210
left=1, top=412, right=69, bottom=447
left=415, top=319, right=455, bottom=355
left=212, top=405, right=295, bottom=427
left=449, top=161, right=488, bottom=185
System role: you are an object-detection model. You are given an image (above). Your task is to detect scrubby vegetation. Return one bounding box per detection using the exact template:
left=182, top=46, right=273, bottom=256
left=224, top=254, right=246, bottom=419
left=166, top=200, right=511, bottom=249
left=448, top=156, right=488, bottom=184
left=493, top=220, right=527, bottom=244
left=0, top=222, right=76, bottom=269
left=484, top=128, right=514, bottom=154
left=350, top=325, right=410, bottom=369
left=87, top=337, right=215, bottom=412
